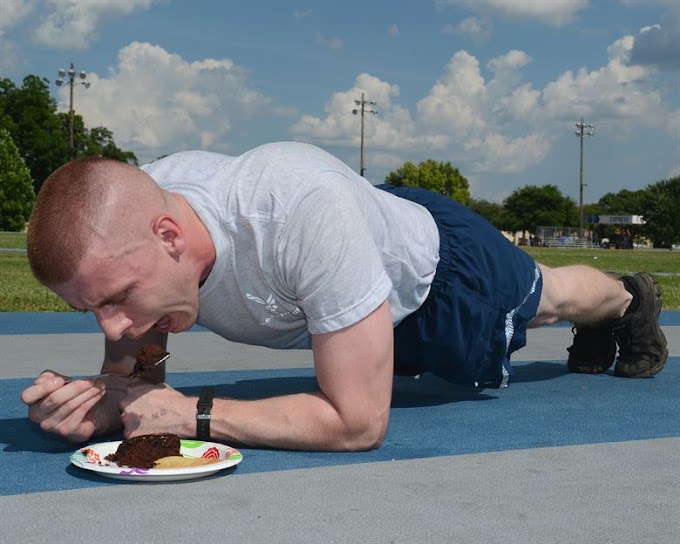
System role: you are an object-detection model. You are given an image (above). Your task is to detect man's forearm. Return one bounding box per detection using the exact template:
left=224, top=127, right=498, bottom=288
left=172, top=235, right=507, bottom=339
left=206, top=391, right=388, bottom=451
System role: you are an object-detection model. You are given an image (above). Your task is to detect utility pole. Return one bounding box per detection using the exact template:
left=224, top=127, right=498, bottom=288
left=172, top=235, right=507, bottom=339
left=56, top=62, right=90, bottom=160
left=575, top=118, right=594, bottom=243
left=352, top=93, right=377, bottom=177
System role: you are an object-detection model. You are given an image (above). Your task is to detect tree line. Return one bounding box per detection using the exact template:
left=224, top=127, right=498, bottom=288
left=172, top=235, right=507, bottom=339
left=1, top=73, right=678, bottom=247
left=386, top=160, right=679, bottom=248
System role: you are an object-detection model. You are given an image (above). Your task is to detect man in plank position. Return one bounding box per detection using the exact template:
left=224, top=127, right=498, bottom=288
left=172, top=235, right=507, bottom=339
left=21, top=143, right=668, bottom=450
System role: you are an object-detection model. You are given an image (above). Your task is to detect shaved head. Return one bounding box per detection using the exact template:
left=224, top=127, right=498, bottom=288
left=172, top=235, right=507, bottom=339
left=28, top=158, right=169, bottom=286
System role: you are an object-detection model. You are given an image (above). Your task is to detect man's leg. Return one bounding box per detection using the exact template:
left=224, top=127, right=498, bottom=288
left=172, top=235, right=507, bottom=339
left=531, top=264, right=631, bottom=326
left=533, top=264, right=668, bottom=377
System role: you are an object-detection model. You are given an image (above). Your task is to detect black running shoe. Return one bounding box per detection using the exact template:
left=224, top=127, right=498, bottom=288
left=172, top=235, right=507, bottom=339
left=567, top=325, right=617, bottom=374
left=613, top=273, right=668, bottom=377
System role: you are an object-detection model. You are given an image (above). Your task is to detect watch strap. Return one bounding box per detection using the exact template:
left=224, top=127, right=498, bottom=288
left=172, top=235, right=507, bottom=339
left=196, top=386, right=215, bottom=440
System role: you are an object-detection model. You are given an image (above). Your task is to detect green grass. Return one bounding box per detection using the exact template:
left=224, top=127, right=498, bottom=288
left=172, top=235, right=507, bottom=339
left=0, top=231, right=27, bottom=249
left=0, top=252, right=71, bottom=311
left=1, top=233, right=679, bottom=311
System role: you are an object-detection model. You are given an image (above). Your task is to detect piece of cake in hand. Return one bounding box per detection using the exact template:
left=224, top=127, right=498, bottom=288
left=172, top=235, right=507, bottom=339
left=133, top=344, right=169, bottom=376
left=105, top=433, right=181, bottom=469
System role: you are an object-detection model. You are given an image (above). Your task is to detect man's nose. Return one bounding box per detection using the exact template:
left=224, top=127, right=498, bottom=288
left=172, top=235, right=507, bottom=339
left=94, top=307, right=133, bottom=341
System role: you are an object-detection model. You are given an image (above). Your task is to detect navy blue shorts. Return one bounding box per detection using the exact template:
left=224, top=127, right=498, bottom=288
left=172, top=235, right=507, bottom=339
left=377, top=185, right=542, bottom=389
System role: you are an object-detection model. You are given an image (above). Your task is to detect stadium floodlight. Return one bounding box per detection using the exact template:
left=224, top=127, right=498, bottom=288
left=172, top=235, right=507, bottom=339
left=575, top=118, right=595, bottom=243
left=351, top=93, right=377, bottom=177
left=56, top=62, right=90, bottom=159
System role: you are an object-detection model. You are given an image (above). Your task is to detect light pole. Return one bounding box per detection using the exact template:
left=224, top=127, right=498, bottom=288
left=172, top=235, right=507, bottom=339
left=575, top=118, right=594, bottom=242
left=352, top=93, right=377, bottom=177
left=56, top=62, right=90, bottom=160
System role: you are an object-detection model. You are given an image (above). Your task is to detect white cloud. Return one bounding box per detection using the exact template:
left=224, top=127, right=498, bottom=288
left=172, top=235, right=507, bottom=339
left=387, top=24, right=399, bottom=38
left=417, top=50, right=487, bottom=134
left=416, top=49, right=550, bottom=173
left=289, top=72, right=449, bottom=170
left=492, top=84, right=541, bottom=124
left=488, top=49, right=531, bottom=72
left=442, top=16, right=492, bottom=44
left=438, top=0, right=590, bottom=27
left=62, top=42, right=273, bottom=161
left=541, top=35, right=664, bottom=127
left=32, top=0, right=158, bottom=49
left=314, top=32, right=343, bottom=50
left=0, top=0, right=34, bottom=28
left=0, top=0, right=34, bottom=70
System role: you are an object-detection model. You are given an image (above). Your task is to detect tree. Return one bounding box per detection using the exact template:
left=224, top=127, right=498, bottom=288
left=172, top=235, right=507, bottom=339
left=1, top=75, right=137, bottom=193
left=0, top=129, right=35, bottom=231
left=502, top=184, right=578, bottom=238
left=82, top=126, right=137, bottom=164
left=468, top=198, right=505, bottom=230
left=640, top=176, right=680, bottom=247
left=597, top=189, right=648, bottom=215
left=385, top=159, right=471, bottom=205
left=0, top=75, right=66, bottom=192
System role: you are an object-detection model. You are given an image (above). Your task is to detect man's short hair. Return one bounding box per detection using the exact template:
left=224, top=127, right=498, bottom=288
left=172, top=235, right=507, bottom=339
left=28, top=158, right=124, bottom=285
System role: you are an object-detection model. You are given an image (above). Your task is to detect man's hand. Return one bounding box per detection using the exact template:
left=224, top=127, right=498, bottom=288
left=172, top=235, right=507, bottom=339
left=119, top=381, right=194, bottom=438
left=20, top=330, right=168, bottom=443
left=20, top=371, right=125, bottom=442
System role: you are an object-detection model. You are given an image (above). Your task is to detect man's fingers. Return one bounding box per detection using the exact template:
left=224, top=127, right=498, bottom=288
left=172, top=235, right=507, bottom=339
left=30, top=382, right=105, bottom=435
left=51, top=392, right=105, bottom=442
left=20, top=371, right=66, bottom=406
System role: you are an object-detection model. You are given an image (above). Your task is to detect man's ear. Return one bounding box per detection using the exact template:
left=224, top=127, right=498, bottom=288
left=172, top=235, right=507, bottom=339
left=152, top=215, right=186, bottom=259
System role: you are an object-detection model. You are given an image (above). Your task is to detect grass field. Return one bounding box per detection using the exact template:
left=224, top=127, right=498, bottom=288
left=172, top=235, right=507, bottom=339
left=1, top=233, right=679, bottom=311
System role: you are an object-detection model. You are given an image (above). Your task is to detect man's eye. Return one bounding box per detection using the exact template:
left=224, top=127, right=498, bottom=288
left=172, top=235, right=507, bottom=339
left=108, top=289, right=132, bottom=307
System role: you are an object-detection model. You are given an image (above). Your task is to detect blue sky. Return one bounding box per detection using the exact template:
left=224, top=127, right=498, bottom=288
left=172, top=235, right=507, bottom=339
left=1, top=0, right=679, bottom=203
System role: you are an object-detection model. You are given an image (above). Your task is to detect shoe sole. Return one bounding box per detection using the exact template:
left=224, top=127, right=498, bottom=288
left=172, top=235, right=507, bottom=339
left=614, top=274, right=668, bottom=378
left=569, top=364, right=613, bottom=374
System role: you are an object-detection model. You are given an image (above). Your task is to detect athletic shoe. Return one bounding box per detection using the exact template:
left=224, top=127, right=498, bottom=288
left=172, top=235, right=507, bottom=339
left=567, top=325, right=617, bottom=374
left=613, top=273, right=668, bottom=377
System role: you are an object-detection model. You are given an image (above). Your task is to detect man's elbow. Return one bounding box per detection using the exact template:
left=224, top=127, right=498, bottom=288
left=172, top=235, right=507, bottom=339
left=340, top=412, right=389, bottom=451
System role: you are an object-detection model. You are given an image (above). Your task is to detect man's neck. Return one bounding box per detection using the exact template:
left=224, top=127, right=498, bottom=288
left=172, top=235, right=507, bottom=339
left=173, top=193, right=216, bottom=286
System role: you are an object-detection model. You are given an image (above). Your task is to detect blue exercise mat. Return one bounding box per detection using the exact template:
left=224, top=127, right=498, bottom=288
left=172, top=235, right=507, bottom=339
left=2, top=357, right=679, bottom=496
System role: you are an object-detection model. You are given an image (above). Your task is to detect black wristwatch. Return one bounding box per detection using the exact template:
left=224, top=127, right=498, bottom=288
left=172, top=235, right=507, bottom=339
left=196, top=386, right=215, bottom=440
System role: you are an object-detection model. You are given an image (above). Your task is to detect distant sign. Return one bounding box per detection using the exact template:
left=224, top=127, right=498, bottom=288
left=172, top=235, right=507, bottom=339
left=597, top=215, right=645, bottom=225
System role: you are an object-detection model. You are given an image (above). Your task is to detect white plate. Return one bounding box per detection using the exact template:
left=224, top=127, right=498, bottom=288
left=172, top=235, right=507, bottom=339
left=70, top=439, right=243, bottom=482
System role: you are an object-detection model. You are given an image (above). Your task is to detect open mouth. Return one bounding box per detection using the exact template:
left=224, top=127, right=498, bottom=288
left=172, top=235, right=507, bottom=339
left=155, top=315, right=172, bottom=332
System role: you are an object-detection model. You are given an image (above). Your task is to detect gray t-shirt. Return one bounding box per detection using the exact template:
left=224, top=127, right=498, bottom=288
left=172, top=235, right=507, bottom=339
left=142, top=142, right=439, bottom=349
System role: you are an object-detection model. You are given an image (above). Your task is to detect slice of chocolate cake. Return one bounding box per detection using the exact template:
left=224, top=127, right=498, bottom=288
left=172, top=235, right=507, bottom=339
left=105, top=433, right=181, bottom=469
left=133, top=344, right=169, bottom=375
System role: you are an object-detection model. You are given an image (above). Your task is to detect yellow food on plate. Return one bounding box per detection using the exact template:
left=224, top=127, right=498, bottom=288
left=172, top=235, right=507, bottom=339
left=154, top=456, right=220, bottom=468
